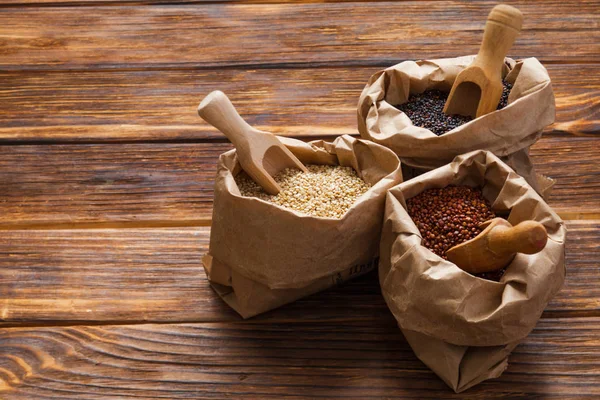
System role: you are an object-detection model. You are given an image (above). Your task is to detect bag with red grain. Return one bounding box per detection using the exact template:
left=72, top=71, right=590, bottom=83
left=378, top=150, right=566, bottom=392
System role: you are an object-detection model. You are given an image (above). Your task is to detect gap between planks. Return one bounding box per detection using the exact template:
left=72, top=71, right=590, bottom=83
left=0, top=212, right=598, bottom=230
left=2, top=309, right=600, bottom=330
left=1, top=59, right=600, bottom=73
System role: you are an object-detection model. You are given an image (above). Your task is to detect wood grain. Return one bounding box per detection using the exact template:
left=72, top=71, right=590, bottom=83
left=529, top=136, right=600, bottom=218
left=0, top=317, right=598, bottom=398
left=0, top=221, right=596, bottom=325
left=0, top=142, right=231, bottom=227
left=0, top=0, right=453, bottom=6
left=0, top=0, right=222, bottom=4
left=546, top=221, right=600, bottom=317
left=0, top=64, right=597, bottom=143
left=0, top=228, right=239, bottom=324
left=0, top=136, right=597, bottom=228
left=0, top=68, right=373, bottom=142
left=0, top=1, right=598, bottom=71
left=0, top=0, right=597, bottom=397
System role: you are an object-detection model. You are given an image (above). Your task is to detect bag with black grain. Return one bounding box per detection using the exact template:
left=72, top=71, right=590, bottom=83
left=198, top=91, right=403, bottom=318
left=357, top=5, right=555, bottom=197
left=379, top=150, right=566, bottom=392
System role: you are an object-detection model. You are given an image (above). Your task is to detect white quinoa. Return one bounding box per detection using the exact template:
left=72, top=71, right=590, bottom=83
left=235, top=164, right=371, bottom=218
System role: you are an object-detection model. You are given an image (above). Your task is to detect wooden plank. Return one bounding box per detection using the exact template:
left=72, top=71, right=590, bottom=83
left=0, top=142, right=231, bottom=227
left=529, top=136, right=600, bottom=219
left=0, top=1, right=598, bottom=71
left=0, top=317, right=598, bottom=398
left=0, top=136, right=597, bottom=228
left=0, top=64, right=597, bottom=143
left=0, top=228, right=239, bottom=324
left=0, top=0, right=447, bottom=6
left=0, top=0, right=430, bottom=4
left=0, top=68, right=373, bottom=142
left=545, top=221, right=600, bottom=317
left=0, top=221, right=597, bottom=325
left=0, top=0, right=218, bottom=4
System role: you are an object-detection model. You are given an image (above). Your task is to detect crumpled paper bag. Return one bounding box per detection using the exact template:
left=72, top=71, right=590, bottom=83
left=204, top=135, right=402, bottom=318
left=379, top=150, right=566, bottom=392
left=357, top=56, right=556, bottom=197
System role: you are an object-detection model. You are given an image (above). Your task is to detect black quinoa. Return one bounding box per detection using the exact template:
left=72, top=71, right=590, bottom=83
left=396, top=81, right=513, bottom=136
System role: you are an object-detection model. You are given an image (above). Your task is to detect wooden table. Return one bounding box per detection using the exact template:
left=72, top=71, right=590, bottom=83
left=0, top=0, right=598, bottom=398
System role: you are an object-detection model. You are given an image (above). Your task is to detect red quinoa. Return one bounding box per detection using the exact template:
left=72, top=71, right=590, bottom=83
left=406, top=186, right=506, bottom=281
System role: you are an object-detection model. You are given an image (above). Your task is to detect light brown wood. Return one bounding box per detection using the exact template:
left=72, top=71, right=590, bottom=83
left=446, top=218, right=547, bottom=273
left=198, top=90, right=306, bottom=194
left=0, top=0, right=452, bottom=4
left=0, top=318, right=599, bottom=398
left=444, top=5, right=523, bottom=118
left=0, top=1, right=598, bottom=71
left=0, top=142, right=232, bottom=228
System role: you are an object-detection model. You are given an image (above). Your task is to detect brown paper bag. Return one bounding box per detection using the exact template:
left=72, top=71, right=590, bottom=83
left=379, top=150, right=566, bottom=392
left=357, top=56, right=556, bottom=197
left=204, top=135, right=402, bottom=318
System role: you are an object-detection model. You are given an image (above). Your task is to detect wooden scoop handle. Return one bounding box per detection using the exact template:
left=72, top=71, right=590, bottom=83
left=487, top=220, right=547, bottom=257
left=197, top=90, right=258, bottom=148
left=475, top=4, right=523, bottom=79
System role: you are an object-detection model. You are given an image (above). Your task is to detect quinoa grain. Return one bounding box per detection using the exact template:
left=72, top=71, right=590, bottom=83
left=236, top=165, right=371, bottom=218
left=406, top=186, right=506, bottom=281
left=396, top=81, right=513, bottom=136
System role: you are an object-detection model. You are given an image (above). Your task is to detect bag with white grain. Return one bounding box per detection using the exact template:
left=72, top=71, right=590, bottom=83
left=204, top=135, right=402, bottom=318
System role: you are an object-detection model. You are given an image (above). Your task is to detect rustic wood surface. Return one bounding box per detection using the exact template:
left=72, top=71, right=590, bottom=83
left=0, top=64, right=598, bottom=142
left=0, top=221, right=597, bottom=326
left=0, top=0, right=598, bottom=397
left=0, top=136, right=597, bottom=230
left=1, top=318, right=599, bottom=399
left=1, top=1, right=598, bottom=70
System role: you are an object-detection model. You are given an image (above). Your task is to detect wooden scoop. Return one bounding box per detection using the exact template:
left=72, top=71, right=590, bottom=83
left=198, top=90, right=307, bottom=195
left=446, top=218, right=547, bottom=274
left=443, top=4, right=523, bottom=118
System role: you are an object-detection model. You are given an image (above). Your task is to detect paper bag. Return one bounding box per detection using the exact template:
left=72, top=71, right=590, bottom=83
left=357, top=56, right=556, bottom=197
left=204, top=135, right=402, bottom=318
left=378, top=150, right=566, bottom=392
